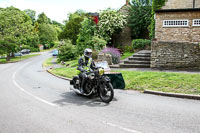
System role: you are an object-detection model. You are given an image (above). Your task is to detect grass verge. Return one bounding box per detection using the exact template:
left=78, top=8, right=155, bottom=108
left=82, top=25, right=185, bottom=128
left=64, top=58, right=79, bottom=67
left=49, top=67, right=76, bottom=79
left=43, top=57, right=54, bottom=67
left=117, top=70, right=200, bottom=95
left=44, top=57, right=200, bottom=95
left=0, top=54, right=40, bottom=63
left=121, top=52, right=133, bottom=60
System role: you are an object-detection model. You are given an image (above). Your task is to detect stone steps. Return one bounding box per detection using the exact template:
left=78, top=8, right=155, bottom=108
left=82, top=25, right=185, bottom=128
left=119, top=50, right=151, bottom=68
left=119, top=64, right=150, bottom=68
left=124, top=60, right=150, bottom=64
left=133, top=53, right=151, bottom=57
left=128, top=57, right=151, bottom=61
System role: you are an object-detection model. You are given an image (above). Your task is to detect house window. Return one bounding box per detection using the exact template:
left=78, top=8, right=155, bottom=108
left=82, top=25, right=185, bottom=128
left=193, top=19, right=200, bottom=26
left=163, top=20, right=189, bottom=27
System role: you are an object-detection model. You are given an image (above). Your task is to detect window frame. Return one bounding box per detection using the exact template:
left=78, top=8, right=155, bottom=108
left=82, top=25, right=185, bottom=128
left=163, top=19, right=189, bottom=27
left=192, top=19, right=200, bottom=26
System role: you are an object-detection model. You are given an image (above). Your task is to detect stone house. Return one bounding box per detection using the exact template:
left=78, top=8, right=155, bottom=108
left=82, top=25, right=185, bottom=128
left=151, top=0, right=200, bottom=69
left=112, top=0, right=132, bottom=47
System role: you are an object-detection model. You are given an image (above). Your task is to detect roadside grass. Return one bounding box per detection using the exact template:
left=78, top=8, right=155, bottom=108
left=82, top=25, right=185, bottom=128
left=40, top=48, right=54, bottom=52
left=64, top=58, right=79, bottom=67
left=44, top=57, right=200, bottom=95
left=117, top=70, right=200, bottom=95
left=0, top=54, right=40, bottom=63
left=49, top=67, right=76, bottom=79
left=43, top=57, right=54, bottom=67
left=121, top=52, right=133, bottom=60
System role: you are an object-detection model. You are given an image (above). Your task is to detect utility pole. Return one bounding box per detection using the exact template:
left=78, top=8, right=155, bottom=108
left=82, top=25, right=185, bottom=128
left=193, top=0, right=195, bottom=8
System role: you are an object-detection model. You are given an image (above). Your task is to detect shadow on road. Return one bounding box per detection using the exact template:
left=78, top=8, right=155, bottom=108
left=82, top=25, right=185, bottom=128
left=53, top=91, right=117, bottom=107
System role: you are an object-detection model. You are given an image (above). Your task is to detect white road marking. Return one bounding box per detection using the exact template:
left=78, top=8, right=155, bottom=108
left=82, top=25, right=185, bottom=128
left=12, top=62, right=57, bottom=107
left=102, top=121, right=142, bottom=133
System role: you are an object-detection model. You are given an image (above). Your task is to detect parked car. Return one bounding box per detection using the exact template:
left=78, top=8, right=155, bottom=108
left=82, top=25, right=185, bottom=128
left=52, top=49, right=58, bottom=56
left=14, top=52, right=22, bottom=57
left=21, top=49, right=30, bottom=54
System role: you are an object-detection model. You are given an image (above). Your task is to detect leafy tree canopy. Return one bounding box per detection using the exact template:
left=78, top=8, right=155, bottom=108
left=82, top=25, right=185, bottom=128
left=24, top=9, right=36, bottom=24
left=58, top=11, right=86, bottom=45
left=96, top=8, right=127, bottom=43
left=76, top=17, right=97, bottom=54
left=129, top=0, right=152, bottom=39
left=38, top=23, right=57, bottom=46
left=0, top=6, right=35, bottom=60
left=37, top=12, right=50, bottom=24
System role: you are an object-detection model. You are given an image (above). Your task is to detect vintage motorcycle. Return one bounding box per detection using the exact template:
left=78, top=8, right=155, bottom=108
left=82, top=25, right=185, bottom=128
left=70, top=67, right=114, bottom=103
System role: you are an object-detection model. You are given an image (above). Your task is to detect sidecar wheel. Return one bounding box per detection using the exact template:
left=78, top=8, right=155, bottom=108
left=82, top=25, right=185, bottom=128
left=99, top=82, right=114, bottom=103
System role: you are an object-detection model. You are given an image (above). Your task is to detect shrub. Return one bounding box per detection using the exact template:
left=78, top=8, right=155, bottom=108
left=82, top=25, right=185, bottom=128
left=132, top=39, right=151, bottom=50
left=57, top=40, right=78, bottom=62
left=101, top=47, right=121, bottom=64
left=124, top=45, right=134, bottom=53
left=29, top=47, right=40, bottom=52
left=76, top=17, right=97, bottom=55
left=92, top=50, right=99, bottom=60
left=90, top=36, right=107, bottom=51
left=97, top=8, right=127, bottom=43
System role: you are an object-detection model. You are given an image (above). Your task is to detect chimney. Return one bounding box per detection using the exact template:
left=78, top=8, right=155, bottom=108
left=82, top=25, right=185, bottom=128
left=126, top=0, right=130, bottom=5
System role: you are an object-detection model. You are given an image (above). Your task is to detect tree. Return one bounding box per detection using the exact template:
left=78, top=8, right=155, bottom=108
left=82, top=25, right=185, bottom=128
left=37, top=12, right=49, bottom=24
left=52, top=20, right=64, bottom=39
left=24, top=9, right=36, bottom=24
left=58, top=11, right=86, bottom=45
left=97, top=8, right=127, bottom=44
left=57, top=39, right=77, bottom=62
left=76, top=17, right=97, bottom=53
left=0, top=6, right=35, bottom=61
left=129, top=0, right=152, bottom=39
left=38, top=23, right=57, bottom=47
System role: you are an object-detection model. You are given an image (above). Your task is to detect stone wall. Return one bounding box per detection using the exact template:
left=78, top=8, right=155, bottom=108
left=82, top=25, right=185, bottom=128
left=162, top=0, right=195, bottom=9
left=151, top=41, right=200, bottom=69
left=113, top=4, right=132, bottom=47
left=196, top=0, right=200, bottom=8
left=155, top=11, right=200, bottom=42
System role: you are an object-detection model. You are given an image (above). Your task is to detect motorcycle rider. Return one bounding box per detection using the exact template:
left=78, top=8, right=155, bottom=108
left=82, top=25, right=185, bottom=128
left=77, top=48, right=96, bottom=93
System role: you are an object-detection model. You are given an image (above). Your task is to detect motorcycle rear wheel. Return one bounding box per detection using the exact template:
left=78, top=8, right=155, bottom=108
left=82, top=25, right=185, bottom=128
left=99, top=82, right=114, bottom=103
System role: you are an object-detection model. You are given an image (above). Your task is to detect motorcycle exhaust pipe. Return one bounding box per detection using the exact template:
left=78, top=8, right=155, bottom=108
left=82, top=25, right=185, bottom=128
left=70, top=85, right=93, bottom=96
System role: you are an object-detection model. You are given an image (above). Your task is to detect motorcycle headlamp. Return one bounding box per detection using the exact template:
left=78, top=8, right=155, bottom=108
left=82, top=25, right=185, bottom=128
left=99, top=68, right=104, bottom=76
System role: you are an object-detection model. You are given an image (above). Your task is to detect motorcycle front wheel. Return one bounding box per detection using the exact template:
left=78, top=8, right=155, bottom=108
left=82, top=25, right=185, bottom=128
left=99, top=82, right=114, bottom=103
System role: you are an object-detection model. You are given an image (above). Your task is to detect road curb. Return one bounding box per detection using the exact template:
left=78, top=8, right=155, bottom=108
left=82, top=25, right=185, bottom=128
left=144, top=90, right=200, bottom=100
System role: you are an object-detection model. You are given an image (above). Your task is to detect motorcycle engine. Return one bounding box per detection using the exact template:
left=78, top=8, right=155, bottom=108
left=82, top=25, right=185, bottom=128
left=88, top=73, right=95, bottom=79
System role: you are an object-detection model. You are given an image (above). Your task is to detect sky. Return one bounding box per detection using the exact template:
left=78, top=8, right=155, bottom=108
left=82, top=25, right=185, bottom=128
left=0, top=0, right=126, bottom=24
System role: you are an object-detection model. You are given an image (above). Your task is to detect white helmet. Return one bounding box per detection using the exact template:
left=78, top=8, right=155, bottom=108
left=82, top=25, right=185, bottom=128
left=84, top=48, right=92, bottom=58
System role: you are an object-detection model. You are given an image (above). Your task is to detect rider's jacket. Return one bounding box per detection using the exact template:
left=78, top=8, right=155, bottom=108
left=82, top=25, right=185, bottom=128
left=77, top=56, right=95, bottom=74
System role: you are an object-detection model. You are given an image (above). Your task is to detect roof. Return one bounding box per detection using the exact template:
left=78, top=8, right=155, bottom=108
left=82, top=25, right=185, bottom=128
left=88, top=13, right=99, bottom=16
left=156, top=8, right=200, bottom=13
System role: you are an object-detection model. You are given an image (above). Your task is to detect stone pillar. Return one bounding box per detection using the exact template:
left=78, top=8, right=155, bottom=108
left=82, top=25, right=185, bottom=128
left=97, top=53, right=112, bottom=65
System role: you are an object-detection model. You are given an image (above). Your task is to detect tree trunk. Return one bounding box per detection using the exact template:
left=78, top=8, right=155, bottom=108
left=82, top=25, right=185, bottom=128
left=6, top=54, right=11, bottom=61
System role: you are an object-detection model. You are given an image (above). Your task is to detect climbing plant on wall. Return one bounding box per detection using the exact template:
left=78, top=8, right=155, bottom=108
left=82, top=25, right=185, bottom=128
left=150, top=0, right=166, bottom=39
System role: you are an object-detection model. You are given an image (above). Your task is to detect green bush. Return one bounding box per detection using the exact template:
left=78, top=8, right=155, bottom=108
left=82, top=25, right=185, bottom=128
left=132, top=39, right=151, bottom=50
left=124, top=45, right=134, bottom=53
left=90, top=36, right=107, bottom=51
left=76, top=17, right=97, bottom=55
left=92, top=50, right=99, bottom=60
left=29, top=47, right=40, bottom=52
left=57, top=40, right=78, bottom=62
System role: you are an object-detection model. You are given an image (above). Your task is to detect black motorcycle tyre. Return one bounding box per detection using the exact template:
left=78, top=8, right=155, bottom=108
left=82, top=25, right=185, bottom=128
left=99, top=82, right=114, bottom=103
left=72, top=77, right=82, bottom=95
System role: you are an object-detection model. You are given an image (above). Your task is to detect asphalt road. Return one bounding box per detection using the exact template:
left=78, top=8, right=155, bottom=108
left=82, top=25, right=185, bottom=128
left=0, top=52, right=200, bottom=133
